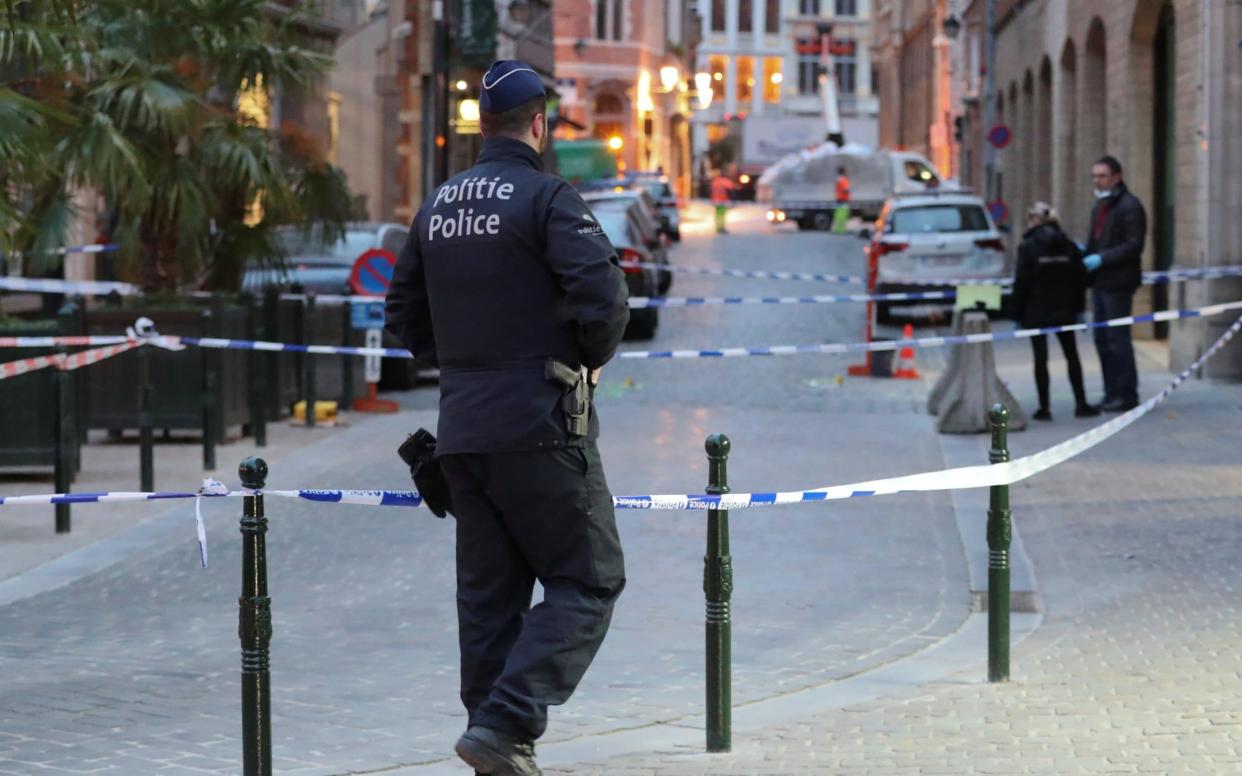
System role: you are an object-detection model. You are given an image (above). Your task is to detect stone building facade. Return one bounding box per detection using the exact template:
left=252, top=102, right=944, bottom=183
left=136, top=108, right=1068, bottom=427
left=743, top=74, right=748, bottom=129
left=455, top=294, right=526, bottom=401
left=876, top=0, right=1242, bottom=378
left=553, top=0, right=698, bottom=193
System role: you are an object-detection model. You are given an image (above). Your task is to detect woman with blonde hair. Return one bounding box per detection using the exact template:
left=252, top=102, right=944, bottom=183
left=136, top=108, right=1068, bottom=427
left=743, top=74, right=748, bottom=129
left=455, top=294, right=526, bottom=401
left=1010, top=201, right=1099, bottom=420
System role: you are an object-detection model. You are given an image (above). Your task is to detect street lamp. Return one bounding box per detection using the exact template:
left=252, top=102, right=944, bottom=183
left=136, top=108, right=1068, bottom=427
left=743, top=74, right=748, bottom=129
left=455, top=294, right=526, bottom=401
left=660, top=65, right=681, bottom=93
left=943, top=13, right=962, bottom=40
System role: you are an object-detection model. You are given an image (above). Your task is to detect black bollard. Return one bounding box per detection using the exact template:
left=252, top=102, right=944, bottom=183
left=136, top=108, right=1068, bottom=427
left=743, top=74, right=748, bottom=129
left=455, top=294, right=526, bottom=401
left=246, top=295, right=267, bottom=447
left=53, top=345, right=72, bottom=534
left=201, top=307, right=218, bottom=471
left=340, top=300, right=354, bottom=411
left=138, top=345, right=154, bottom=492
left=987, top=404, right=1011, bottom=682
left=704, top=433, right=733, bottom=752
left=303, top=295, right=317, bottom=429
left=238, top=457, right=272, bottom=776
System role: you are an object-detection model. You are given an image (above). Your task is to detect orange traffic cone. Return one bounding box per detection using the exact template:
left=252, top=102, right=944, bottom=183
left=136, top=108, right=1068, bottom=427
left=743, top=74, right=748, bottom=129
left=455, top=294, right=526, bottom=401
left=893, top=323, right=920, bottom=380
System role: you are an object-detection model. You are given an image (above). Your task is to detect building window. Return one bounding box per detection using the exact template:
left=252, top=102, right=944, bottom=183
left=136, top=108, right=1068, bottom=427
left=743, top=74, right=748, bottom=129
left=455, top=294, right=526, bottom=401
left=736, top=55, right=755, bottom=105
left=595, top=0, right=624, bottom=40
left=738, top=0, right=752, bottom=32
left=765, top=0, right=780, bottom=33
left=712, top=0, right=726, bottom=31
left=834, top=38, right=856, bottom=95
left=797, top=52, right=819, bottom=94
left=834, top=0, right=857, bottom=16
left=612, top=0, right=623, bottom=40
left=799, top=0, right=820, bottom=16
left=762, top=56, right=783, bottom=102
left=709, top=54, right=727, bottom=100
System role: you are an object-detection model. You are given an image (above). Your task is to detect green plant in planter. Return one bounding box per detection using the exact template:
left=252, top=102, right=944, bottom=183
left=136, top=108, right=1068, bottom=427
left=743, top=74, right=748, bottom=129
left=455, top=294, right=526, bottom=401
left=0, top=0, right=355, bottom=293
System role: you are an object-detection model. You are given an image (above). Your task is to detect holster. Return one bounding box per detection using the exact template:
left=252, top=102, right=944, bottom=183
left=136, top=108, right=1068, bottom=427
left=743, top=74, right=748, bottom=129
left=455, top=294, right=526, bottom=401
left=545, top=358, right=590, bottom=438
left=397, top=428, right=453, bottom=518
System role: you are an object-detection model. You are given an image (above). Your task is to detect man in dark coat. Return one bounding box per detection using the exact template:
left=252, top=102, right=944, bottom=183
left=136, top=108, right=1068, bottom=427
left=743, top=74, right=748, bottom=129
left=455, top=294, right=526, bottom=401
left=1083, top=155, right=1147, bottom=411
left=385, top=60, right=630, bottom=775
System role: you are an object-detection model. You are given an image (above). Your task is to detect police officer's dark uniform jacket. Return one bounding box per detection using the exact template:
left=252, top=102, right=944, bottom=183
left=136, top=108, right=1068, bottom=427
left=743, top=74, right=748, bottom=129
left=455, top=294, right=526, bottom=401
left=1011, top=222, right=1086, bottom=329
left=385, top=66, right=630, bottom=750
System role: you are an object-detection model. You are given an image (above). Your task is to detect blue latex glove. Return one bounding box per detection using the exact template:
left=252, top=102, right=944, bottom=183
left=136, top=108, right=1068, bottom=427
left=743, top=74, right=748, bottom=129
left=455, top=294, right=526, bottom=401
left=1075, top=241, right=1086, bottom=252
left=1083, top=253, right=1102, bottom=271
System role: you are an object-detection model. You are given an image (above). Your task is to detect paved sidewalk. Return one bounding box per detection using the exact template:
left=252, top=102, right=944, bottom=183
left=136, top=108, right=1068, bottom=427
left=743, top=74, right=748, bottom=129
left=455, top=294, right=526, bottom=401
left=533, top=332, right=1242, bottom=774
left=0, top=407, right=365, bottom=587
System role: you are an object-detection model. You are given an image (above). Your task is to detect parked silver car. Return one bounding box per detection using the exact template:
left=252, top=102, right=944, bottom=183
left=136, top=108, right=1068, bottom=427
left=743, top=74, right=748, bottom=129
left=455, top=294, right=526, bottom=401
left=868, top=192, right=1007, bottom=321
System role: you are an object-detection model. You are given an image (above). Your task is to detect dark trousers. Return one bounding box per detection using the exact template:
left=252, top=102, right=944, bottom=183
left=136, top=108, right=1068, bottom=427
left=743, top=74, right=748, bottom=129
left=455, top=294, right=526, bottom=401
left=1030, top=331, right=1088, bottom=410
left=1092, top=288, right=1139, bottom=404
left=440, top=443, right=625, bottom=741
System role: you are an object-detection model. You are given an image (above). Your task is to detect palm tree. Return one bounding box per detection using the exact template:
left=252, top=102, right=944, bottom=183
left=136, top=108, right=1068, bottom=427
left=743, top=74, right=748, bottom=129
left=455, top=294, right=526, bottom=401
left=0, top=0, right=355, bottom=292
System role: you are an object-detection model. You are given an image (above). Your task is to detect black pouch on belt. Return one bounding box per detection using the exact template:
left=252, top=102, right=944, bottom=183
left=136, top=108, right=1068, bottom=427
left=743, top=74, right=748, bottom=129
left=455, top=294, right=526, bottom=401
left=397, top=428, right=453, bottom=518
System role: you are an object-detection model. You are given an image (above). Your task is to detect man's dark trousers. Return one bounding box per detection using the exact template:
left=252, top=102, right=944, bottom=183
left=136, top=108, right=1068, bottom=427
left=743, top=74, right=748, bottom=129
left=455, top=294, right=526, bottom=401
left=1092, top=288, right=1138, bottom=404
left=440, top=443, right=625, bottom=741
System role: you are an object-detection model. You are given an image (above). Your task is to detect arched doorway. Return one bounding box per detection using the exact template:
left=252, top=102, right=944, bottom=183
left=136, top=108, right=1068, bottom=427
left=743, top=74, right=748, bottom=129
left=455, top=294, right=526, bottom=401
left=1150, top=3, right=1176, bottom=338
left=1021, top=70, right=1035, bottom=217
left=1057, top=39, right=1079, bottom=236
left=1080, top=17, right=1107, bottom=192
left=1036, top=57, right=1053, bottom=203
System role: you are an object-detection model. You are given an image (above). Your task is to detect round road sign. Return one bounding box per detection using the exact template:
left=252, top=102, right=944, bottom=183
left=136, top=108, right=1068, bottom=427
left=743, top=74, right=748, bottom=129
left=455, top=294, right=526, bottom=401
left=349, top=248, right=398, bottom=296
left=987, top=199, right=1010, bottom=224
left=987, top=124, right=1013, bottom=149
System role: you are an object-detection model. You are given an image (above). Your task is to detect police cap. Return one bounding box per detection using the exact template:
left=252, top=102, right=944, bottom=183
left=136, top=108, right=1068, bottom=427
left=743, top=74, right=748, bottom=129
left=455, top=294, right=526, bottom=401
left=479, top=60, right=546, bottom=114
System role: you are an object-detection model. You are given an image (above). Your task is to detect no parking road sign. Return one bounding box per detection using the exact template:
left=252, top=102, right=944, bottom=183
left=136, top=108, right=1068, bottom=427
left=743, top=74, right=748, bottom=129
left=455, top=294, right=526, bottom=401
left=349, top=248, right=397, bottom=296
left=987, top=124, right=1013, bottom=149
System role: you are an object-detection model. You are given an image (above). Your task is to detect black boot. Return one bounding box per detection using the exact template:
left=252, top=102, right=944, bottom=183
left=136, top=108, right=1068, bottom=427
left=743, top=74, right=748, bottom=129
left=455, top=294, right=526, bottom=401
left=455, top=727, right=542, bottom=776
left=1032, top=408, right=1052, bottom=421
left=1074, top=403, right=1101, bottom=418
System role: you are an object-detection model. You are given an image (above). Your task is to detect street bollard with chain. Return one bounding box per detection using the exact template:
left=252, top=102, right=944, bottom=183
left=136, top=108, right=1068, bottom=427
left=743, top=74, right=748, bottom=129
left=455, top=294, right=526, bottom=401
left=987, top=403, right=1011, bottom=682
left=238, top=457, right=273, bottom=776
left=704, top=433, right=733, bottom=752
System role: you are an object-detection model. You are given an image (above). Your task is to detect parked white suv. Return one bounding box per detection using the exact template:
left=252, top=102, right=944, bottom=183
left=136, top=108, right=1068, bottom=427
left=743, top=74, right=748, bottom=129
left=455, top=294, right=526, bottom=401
left=867, top=192, right=1007, bottom=320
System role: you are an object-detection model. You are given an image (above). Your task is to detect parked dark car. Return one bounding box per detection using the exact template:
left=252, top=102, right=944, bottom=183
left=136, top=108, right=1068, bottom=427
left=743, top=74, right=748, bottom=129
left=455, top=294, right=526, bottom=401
left=241, top=222, right=409, bottom=295
left=622, top=173, right=682, bottom=241
left=589, top=203, right=660, bottom=340
left=241, top=222, right=425, bottom=388
left=581, top=189, right=673, bottom=294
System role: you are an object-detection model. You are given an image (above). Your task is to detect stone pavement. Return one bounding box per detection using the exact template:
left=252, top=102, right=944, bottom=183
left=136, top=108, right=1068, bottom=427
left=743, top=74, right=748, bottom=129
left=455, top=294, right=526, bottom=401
left=5, top=205, right=1240, bottom=774
left=0, top=210, right=980, bottom=774
left=524, top=329, right=1242, bottom=774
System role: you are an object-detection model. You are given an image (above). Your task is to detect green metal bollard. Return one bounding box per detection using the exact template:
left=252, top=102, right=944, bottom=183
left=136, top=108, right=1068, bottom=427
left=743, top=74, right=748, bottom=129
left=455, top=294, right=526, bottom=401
left=201, top=307, right=218, bottom=471
left=303, top=295, right=317, bottom=429
left=704, top=433, right=733, bottom=752
left=340, top=300, right=355, bottom=411
left=238, top=457, right=273, bottom=776
left=987, top=403, right=1011, bottom=683
left=138, top=345, right=154, bottom=492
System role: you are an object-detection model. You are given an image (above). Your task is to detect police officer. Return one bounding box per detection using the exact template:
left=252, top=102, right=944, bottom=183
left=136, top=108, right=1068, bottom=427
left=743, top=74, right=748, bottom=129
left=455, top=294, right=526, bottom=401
left=385, top=60, right=630, bottom=776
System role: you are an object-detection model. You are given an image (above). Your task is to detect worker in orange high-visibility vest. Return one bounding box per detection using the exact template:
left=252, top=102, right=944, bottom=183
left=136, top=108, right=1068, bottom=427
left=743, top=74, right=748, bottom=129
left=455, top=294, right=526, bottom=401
left=710, top=171, right=737, bottom=234
left=832, top=166, right=851, bottom=233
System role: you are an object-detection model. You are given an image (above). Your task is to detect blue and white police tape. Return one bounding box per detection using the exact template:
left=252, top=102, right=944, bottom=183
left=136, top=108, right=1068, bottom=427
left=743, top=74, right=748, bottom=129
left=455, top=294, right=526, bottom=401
left=616, top=299, right=1242, bottom=360
left=7, top=301, right=1242, bottom=362
left=620, top=261, right=868, bottom=284
left=0, top=276, right=139, bottom=295
left=2, top=242, right=118, bottom=259
left=627, top=290, right=957, bottom=308
left=3, top=313, right=1239, bottom=519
